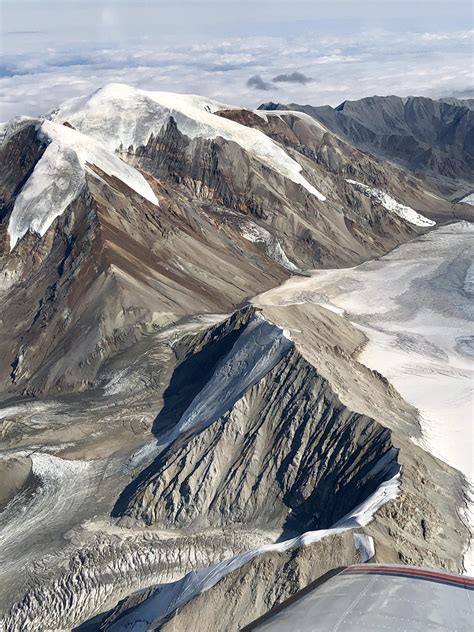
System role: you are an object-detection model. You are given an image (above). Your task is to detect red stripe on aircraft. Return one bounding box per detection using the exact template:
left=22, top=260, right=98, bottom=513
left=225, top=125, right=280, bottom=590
left=346, top=565, right=474, bottom=587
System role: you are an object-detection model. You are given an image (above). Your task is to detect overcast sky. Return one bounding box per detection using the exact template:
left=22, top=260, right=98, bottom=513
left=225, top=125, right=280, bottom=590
left=1, top=0, right=473, bottom=121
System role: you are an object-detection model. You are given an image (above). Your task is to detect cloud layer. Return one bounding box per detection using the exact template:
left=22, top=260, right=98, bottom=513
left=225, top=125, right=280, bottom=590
left=0, top=15, right=472, bottom=121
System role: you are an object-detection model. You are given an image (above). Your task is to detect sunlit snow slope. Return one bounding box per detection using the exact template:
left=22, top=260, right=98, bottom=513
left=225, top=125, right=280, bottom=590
left=346, top=179, right=435, bottom=227
left=8, top=119, right=158, bottom=250
left=52, top=83, right=326, bottom=201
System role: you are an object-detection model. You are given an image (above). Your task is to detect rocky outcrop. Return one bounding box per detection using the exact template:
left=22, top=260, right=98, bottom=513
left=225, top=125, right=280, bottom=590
left=0, top=457, right=35, bottom=510
left=0, top=122, right=288, bottom=396
left=128, top=112, right=423, bottom=270
left=103, top=304, right=468, bottom=630
left=122, top=337, right=397, bottom=535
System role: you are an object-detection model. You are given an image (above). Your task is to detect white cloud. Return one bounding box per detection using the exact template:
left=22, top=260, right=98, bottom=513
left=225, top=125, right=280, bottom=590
left=0, top=28, right=472, bottom=121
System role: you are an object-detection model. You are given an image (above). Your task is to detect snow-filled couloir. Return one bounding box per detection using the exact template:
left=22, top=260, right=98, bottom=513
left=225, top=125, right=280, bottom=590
left=346, top=179, right=435, bottom=227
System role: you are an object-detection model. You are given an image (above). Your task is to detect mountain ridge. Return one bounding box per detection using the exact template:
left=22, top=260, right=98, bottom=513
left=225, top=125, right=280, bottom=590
left=0, top=84, right=472, bottom=631
left=258, top=94, right=474, bottom=200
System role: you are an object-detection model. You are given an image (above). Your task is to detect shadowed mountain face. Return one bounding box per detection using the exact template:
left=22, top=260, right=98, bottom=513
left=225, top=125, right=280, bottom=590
left=259, top=95, right=474, bottom=200
left=0, top=85, right=472, bottom=631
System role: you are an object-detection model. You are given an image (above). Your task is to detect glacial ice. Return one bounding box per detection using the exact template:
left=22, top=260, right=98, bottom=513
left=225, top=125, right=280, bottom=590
left=8, top=120, right=159, bottom=250
left=240, top=221, right=299, bottom=271
left=255, top=221, right=474, bottom=573
left=109, top=470, right=400, bottom=631
left=346, top=179, right=436, bottom=227
left=459, top=193, right=474, bottom=206
left=53, top=83, right=327, bottom=201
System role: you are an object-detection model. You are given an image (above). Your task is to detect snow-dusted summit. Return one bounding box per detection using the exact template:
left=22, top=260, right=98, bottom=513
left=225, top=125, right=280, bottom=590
left=52, top=83, right=326, bottom=201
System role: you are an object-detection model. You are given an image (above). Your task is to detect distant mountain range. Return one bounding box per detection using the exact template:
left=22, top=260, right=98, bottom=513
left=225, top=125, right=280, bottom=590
left=260, top=95, right=474, bottom=200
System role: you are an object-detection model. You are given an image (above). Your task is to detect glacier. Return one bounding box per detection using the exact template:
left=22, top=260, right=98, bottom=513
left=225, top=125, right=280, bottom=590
left=8, top=120, right=159, bottom=250
left=53, top=83, right=327, bottom=202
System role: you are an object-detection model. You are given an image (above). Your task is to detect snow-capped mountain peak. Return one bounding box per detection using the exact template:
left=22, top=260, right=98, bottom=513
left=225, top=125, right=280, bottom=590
left=52, top=83, right=326, bottom=201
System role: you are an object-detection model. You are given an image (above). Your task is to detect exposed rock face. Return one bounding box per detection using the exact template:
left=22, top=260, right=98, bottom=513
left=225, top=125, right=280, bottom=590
left=0, top=85, right=471, bottom=632
left=219, top=107, right=465, bottom=224
left=260, top=95, right=474, bottom=201
left=0, top=122, right=289, bottom=395
left=0, top=457, right=34, bottom=510
left=122, top=326, right=396, bottom=535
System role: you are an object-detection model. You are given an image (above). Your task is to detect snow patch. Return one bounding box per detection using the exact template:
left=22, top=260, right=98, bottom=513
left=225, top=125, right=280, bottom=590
left=0, top=452, right=93, bottom=564
left=353, top=533, right=375, bottom=562
left=30, top=452, right=91, bottom=480
left=169, top=315, right=292, bottom=439
left=240, top=221, right=299, bottom=271
left=0, top=268, right=21, bottom=295
left=110, top=470, right=399, bottom=631
left=53, top=83, right=326, bottom=201
left=261, top=109, right=330, bottom=132
left=459, top=193, right=474, bottom=206
left=127, top=315, right=293, bottom=470
left=346, top=179, right=435, bottom=227
left=8, top=119, right=158, bottom=250
left=463, top=261, right=474, bottom=295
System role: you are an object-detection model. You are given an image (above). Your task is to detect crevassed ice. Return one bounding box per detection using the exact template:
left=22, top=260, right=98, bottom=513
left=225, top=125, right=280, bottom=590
left=8, top=120, right=159, bottom=250
left=346, top=179, right=435, bottom=227
left=53, top=83, right=326, bottom=201
left=109, top=469, right=400, bottom=631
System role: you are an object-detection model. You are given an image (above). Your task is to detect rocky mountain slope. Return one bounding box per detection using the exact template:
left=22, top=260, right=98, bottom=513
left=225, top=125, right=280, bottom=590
left=2, top=302, right=467, bottom=631
left=260, top=95, right=474, bottom=201
left=0, top=84, right=472, bottom=631
left=2, top=85, right=466, bottom=398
